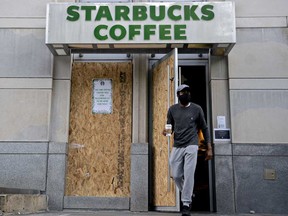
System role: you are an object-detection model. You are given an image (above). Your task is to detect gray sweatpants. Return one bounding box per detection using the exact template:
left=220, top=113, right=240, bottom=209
left=169, top=145, right=198, bottom=207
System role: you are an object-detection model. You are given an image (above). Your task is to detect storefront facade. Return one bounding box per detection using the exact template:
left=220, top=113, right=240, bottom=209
left=0, top=0, right=287, bottom=214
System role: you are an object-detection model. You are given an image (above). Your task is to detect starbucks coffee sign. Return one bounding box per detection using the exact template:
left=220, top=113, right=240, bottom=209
left=66, top=4, right=215, bottom=41
left=46, top=2, right=235, bottom=55
left=46, top=2, right=235, bottom=44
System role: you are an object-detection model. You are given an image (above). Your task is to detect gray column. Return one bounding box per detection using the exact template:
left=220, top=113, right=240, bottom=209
left=214, top=143, right=235, bottom=213
left=132, top=54, right=149, bottom=144
left=46, top=142, right=67, bottom=210
left=46, top=56, right=71, bottom=210
left=130, top=54, right=149, bottom=211
left=130, top=143, right=149, bottom=211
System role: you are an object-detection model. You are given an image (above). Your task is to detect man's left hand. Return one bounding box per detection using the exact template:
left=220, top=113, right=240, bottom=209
left=205, top=145, right=213, bottom=161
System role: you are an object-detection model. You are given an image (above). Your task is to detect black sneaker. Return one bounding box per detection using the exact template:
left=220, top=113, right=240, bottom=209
left=182, top=205, right=191, bottom=216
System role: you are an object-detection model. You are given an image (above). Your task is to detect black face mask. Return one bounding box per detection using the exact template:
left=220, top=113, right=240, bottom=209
left=178, top=93, right=190, bottom=105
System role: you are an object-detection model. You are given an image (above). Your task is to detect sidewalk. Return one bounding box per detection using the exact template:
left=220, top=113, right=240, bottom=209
left=1, top=210, right=286, bottom=216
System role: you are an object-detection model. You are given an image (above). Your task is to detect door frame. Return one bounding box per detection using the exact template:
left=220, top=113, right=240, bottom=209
left=178, top=58, right=215, bottom=212
left=148, top=52, right=215, bottom=212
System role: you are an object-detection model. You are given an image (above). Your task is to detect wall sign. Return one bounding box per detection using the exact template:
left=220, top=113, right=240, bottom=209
left=217, top=116, right=226, bottom=129
left=214, top=128, right=231, bottom=142
left=92, top=79, right=113, bottom=114
left=46, top=2, right=236, bottom=45
left=66, top=4, right=214, bottom=41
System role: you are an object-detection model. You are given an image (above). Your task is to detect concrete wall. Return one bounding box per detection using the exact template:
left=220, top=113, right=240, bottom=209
left=210, top=56, right=235, bottom=213
left=213, top=0, right=288, bottom=214
left=0, top=0, right=51, bottom=192
left=0, top=0, right=72, bottom=210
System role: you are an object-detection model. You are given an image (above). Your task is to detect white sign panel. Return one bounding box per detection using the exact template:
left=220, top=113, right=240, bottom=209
left=46, top=2, right=236, bottom=45
left=217, top=115, right=226, bottom=128
left=92, top=79, right=113, bottom=114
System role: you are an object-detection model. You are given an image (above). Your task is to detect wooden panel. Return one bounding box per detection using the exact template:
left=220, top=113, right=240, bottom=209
left=152, top=54, right=176, bottom=206
left=66, top=62, right=132, bottom=197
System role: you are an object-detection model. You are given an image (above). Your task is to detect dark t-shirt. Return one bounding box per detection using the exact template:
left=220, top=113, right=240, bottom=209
left=167, top=103, right=210, bottom=148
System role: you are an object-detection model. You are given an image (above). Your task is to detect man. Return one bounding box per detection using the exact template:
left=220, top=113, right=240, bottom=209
left=163, top=84, right=213, bottom=216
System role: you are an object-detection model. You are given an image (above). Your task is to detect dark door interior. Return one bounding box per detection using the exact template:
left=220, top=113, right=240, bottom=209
left=180, top=65, right=210, bottom=212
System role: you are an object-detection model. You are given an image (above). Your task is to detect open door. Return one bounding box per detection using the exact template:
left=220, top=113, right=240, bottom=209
left=151, top=54, right=214, bottom=212
left=151, top=49, right=179, bottom=211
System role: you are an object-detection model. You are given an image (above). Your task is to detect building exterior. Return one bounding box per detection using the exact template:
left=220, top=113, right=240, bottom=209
left=0, top=0, right=287, bottom=215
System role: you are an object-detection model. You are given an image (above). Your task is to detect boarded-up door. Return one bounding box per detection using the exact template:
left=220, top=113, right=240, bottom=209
left=152, top=49, right=179, bottom=211
left=66, top=62, right=132, bottom=197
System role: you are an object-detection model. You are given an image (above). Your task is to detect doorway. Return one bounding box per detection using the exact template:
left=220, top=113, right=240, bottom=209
left=179, top=65, right=211, bottom=212
left=66, top=62, right=133, bottom=198
left=149, top=52, right=213, bottom=212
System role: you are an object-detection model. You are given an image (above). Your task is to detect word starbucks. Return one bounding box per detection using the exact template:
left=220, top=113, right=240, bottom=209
left=66, top=4, right=215, bottom=41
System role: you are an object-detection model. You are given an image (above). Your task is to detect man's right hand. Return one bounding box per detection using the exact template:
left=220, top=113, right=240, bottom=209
left=162, top=129, right=167, bottom=136
left=162, top=129, right=169, bottom=136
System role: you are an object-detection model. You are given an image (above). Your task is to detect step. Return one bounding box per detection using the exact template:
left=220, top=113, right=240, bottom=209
left=0, top=194, right=47, bottom=214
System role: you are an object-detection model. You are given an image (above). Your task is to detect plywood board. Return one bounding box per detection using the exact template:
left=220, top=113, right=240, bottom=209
left=66, top=62, right=132, bottom=197
left=152, top=54, right=176, bottom=206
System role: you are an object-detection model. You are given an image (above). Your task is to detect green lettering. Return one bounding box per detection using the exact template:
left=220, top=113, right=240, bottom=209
left=81, top=6, right=96, bottom=21
left=66, top=5, right=79, bottom=21
left=150, top=5, right=165, bottom=21
left=174, top=25, right=186, bottom=40
left=159, top=25, right=171, bottom=40
left=95, top=6, right=112, bottom=21
left=201, top=5, right=214, bottom=21
left=94, top=25, right=108, bottom=40
left=133, top=6, right=147, bottom=21
left=167, top=5, right=181, bottom=21
left=144, top=25, right=156, bottom=40
left=129, top=25, right=141, bottom=40
left=110, top=25, right=126, bottom=40
left=115, top=6, right=130, bottom=21
left=184, top=5, right=200, bottom=20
